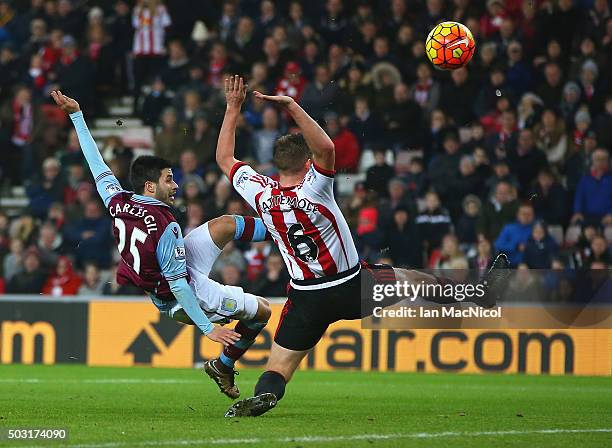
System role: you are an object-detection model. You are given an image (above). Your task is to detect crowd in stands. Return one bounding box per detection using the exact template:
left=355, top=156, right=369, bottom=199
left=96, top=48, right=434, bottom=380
left=0, top=0, right=611, bottom=301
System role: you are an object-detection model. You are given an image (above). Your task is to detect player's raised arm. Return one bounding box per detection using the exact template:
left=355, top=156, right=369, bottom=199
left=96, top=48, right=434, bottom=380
left=253, top=91, right=335, bottom=172
left=51, top=90, right=124, bottom=206
left=216, top=75, right=247, bottom=179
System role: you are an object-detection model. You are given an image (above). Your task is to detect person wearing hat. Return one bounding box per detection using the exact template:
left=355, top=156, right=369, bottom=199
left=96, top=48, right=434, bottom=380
left=480, top=0, right=508, bottom=39
left=275, top=61, right=307, bottom=101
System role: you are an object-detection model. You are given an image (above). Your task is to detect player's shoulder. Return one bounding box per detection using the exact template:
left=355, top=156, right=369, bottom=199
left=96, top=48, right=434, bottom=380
left=234, top=164, right=278, bottom=190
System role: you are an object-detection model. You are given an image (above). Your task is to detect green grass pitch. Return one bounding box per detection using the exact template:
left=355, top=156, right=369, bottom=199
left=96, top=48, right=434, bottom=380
left=0, top=365, right=610, bottom=447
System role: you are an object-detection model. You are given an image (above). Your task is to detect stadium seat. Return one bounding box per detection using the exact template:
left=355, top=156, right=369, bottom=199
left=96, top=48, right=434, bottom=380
left=548, top=225, right=564, bottom=246
left=564, top=225, right=582, bottom=246
left=358, top=149, right=394, bottom=172
left=336, top=173, right=366, bottom=196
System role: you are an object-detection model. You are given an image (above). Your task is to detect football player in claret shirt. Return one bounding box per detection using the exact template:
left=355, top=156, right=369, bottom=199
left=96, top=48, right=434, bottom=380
left=51, top=90, right=271, bottom=400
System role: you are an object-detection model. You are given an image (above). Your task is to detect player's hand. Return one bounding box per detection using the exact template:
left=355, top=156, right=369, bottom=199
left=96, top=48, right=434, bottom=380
left=206, top=326, right=241, bottom=347
left=224, top=75, right=247, bottom=110
left=253, top=91, right=295, bottom=107
left=51, top=90, right=80, bottom=114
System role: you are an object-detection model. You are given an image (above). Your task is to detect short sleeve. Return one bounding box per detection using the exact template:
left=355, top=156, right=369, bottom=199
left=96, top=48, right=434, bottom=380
left=155, top=222, right=188, bottom=282
left=230, top=162, right=271, bottom=212
left=301, top=162, right=335, bottom=201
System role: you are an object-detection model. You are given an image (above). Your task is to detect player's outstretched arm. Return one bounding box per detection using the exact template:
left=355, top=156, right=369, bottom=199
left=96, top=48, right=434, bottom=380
left=216, top=75, right=247, bottom=179
left=253, top=91, right=335, bottom=172
left=51, top=90, right=123, bottom=206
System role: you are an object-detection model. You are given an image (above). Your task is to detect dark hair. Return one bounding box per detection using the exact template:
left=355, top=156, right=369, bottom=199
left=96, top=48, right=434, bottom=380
left=130, top=156, right=172, bottom=194
left=273, top=134, right=311, bottom=173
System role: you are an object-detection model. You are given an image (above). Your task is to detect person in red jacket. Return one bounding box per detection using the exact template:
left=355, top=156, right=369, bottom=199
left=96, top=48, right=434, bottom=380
left=275, top=61, right=307, bottom=101
left=42, top=256, right=82, bottom=296
left=324, top=112, right=361, bottom=172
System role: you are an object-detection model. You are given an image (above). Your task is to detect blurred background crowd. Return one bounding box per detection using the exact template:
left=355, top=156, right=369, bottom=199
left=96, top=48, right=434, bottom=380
left=0, top=0, right=610, bottom=301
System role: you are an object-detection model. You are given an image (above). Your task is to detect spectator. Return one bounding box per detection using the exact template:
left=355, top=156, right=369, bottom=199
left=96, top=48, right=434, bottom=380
left=78, top=262, right=107, bottom=295
left=468, top=235, right=494, bottom=277
left=595, top=96, right=612, bottom=150
left=572, top=148, right=612, bottom=227
left=139, top=76, right=172, bottom=127
left=0, top=85, right=44, bottom=184
left=456, top=194, right=482, bottom=247
left=300, top=64, right=339, bottom=122
left=585, top=235, right=612, bottom=266
left=42, top=255, right=81, bottom=296
left=63, top=200, right=112, bottom=268
left=429, top=234, right=468, bottom=270
left=3, top=238, right=24, bottom=282
left=503, top=263, right=544, bottom=301
left=210, top=241, right=246, bottom=281
left=416, top=191, right=452, bottom=252
left=275, top=61, right=307, bottom=101
left=535, top=62, right=564, bottom=108
left=523, top=221, right=559, bottom=269
left=26, top=157, right=66, bottom=219
left=382, top=82, right=422, bottom=151
left=7, top=249, right=46, bottom=294
left=173, top=150, right=204, bottom=191
left=530, top=168, right=569, bottom=226
left=154, top=107, right=187, bottom=166
left=495, top=202, right=536, bottom=266
left=485, top=159, right=519, bottom=195
left=506, top=128, right=548, bottom=194
left=478, top=181, right=519, bottom=241
left=383, top=206, right=423, bottom=268
left=355, top=204, right=383, bottom=262
left=324, top=111, right=360, bottom=173
left=411, top=62, right=440, bottom=115
left=428, top=133, right=462, bottom=201
left=252, top=107, right=281, bottom=169
left=131, top=0, right=171, bottom=108
left=252, top=251, right=289, bottom=297
left=347, top=96, right=383, bottom=150
left=36, top=221, right=65, bottom=269
left=447, top=155, right=485, bottom=220
left=189, top=111, right=218, bottom=169
left=439, top=67, right=477, bottom=126
left=533, top=108, right=568, bottom=165
left=184, top=202, right=205, bottom=235
left=365, top=148, right=395, bottom=199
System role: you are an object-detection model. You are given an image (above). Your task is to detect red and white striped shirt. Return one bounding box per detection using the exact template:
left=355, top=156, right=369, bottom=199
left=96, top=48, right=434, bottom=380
left=132, top=5, right=171, bottom=56
left=231, top=162, right=360, bottom=290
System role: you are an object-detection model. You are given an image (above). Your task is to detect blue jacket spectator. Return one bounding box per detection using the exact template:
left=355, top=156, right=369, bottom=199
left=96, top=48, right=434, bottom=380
left=572, top=149, right=612, bottom=226
left=26, top=158, right=67, bottom=219
left=63, top=200, right=112, bottom=269
left=495, top=204, right=536, bottom=266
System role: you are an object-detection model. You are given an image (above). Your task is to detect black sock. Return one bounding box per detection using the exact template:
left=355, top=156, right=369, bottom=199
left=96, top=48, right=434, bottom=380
left=254, top=370, right=286, bottom=400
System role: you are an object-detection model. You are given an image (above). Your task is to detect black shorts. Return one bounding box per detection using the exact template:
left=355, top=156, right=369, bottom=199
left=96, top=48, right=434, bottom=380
left=274, top=262, right=397, bottom=351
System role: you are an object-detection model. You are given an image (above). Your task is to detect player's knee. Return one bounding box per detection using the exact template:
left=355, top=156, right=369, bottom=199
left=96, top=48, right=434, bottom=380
left=256, top=297, right=271, bottom=322
left=209, top=215, right=236, bottom=244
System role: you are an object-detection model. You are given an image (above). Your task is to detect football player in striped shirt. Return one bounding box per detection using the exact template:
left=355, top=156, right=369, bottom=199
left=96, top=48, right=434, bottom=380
left=215, top=76, right=510, bottom=417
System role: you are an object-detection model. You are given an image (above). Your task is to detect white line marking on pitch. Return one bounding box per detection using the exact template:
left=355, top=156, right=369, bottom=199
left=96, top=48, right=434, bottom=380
left=16, top=428, right=612, bottom=448
left=1, top=378, right=610, bottom=393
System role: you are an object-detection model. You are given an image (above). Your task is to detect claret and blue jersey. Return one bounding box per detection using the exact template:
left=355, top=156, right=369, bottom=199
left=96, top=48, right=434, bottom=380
left=69, top=110, right=214, bottom=335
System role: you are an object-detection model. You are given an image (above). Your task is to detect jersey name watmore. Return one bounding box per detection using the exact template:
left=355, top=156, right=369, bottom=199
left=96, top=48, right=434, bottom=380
left=260, top=194, right=319, bottom=213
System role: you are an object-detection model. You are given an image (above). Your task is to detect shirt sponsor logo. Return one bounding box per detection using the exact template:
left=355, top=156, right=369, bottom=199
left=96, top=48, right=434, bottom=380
left=174, top=247, right=186, bottom=260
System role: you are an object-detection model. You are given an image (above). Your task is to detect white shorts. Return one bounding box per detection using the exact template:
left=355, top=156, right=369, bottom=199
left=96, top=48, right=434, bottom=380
left=155, top=222, right=259, bottom=323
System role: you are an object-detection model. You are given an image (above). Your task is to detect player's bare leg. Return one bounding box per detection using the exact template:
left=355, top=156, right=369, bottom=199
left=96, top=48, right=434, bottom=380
left=225, top=342, right=307, bottom=417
